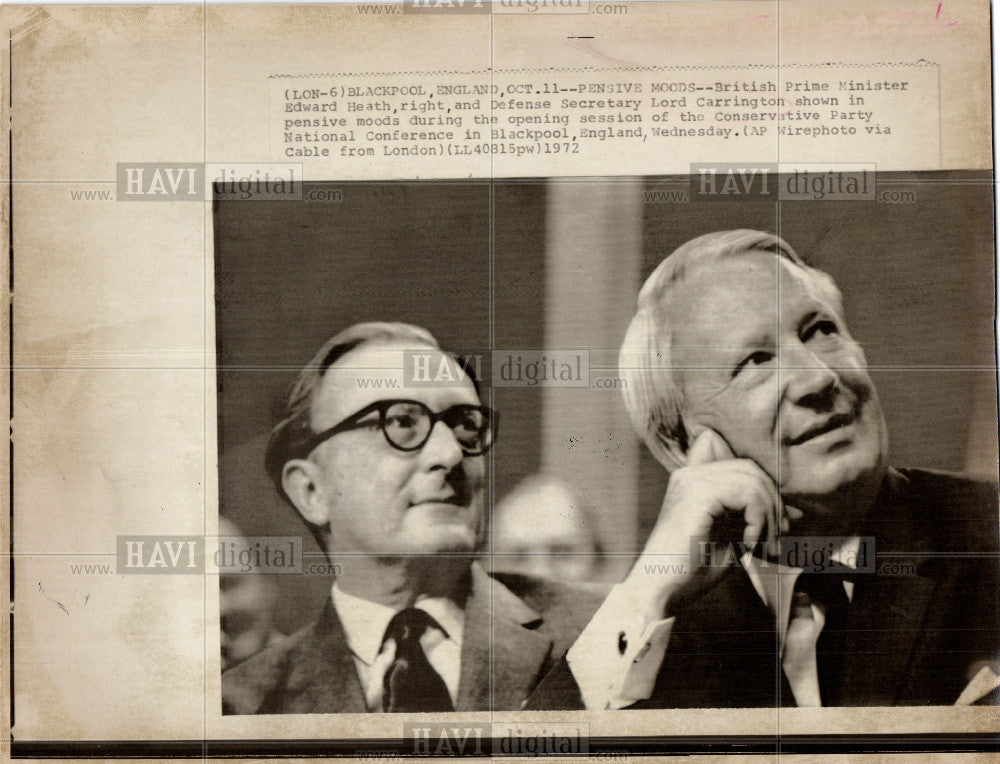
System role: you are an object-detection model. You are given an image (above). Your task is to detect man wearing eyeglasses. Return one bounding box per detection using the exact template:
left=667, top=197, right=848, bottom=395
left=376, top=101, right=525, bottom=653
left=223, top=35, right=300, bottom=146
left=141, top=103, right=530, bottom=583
left=222, top=322, right=603, bottom=714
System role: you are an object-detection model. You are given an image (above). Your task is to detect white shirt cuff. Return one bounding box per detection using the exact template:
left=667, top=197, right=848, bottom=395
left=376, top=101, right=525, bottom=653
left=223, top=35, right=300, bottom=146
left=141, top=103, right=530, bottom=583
left=565, top=583, right=674, bottom=710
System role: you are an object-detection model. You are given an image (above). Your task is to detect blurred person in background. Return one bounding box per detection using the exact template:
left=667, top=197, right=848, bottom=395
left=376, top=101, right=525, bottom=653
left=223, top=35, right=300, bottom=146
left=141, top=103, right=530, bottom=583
left=491, top=474, right=605, bottom=582
left=218, top=516, right=284, bottom=672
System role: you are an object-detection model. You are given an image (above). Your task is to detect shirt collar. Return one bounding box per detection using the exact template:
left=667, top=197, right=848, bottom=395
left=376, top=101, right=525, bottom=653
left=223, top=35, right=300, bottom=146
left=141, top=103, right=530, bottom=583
left=741, top=535, right=861, bottom=643
left=331, top=584, right=465, bottom=667
left=832, top=536, right=861, bottom=601
left=414, top=594, right=465, bottom=648
left=331, top=584, right=397, bottom=666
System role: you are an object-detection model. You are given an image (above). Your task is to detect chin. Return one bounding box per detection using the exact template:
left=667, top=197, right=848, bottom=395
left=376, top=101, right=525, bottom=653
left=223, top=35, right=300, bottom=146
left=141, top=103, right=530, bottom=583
left=789, top=428, right=882, bottom=481
left=783, top=454, right=885, bottom=524
left=401, top=526, right=478, bottom=557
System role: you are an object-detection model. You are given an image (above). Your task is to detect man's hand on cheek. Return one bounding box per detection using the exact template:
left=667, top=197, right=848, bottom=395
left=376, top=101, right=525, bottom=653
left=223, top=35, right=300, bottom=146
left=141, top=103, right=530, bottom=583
left=622, top=429, right=797, bottom=617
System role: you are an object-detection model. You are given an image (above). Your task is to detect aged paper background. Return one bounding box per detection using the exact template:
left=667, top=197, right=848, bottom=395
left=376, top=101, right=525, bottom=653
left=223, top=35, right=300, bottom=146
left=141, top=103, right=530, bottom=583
left=4, top=0, right=996, bottom=748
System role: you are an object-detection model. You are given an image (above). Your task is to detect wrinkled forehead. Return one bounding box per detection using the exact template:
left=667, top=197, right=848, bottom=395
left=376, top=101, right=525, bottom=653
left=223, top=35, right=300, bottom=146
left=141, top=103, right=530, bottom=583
left=309, top=340, right=481, bottom=429
left=663, top=251, right=846, bottom=352
left=658, top=251, right=842, bottom=324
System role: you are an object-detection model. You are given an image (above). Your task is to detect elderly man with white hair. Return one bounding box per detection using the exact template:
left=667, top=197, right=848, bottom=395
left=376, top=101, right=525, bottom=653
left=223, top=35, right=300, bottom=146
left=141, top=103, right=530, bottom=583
left=547, top=230, right=1000, bottom=709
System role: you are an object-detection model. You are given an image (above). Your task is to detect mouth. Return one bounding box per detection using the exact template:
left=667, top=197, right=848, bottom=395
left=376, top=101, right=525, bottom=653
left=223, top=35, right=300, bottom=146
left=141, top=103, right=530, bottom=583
left=409, top=493, right=467, bottom=509
left=783, top=411, right=856, bottom=447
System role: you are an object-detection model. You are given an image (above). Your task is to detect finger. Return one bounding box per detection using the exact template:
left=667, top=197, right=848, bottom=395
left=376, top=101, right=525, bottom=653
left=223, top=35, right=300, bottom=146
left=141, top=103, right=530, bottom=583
left=784, top=504, right=804, bottom=520
left=764, top=495, right=779, bottom=557
left=726, top=460, right=784, bottom=539
left=761, top=472, right=784, bottom=539
left=741, top=493, right=772, bottom=551
left=684, top=463, right=778, bottom=523
left=752, top=472, right=782, bottom=552
left=708, top=475, right=773, bottom=528
left=703, top=476, right=775, bottom=555
left=686, top=428, right=735, bottom=466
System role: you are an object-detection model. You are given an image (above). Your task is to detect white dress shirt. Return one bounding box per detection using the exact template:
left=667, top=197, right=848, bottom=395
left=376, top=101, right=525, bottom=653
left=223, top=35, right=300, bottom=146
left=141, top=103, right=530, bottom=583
left=331, top=584, right=464, bottom=711
left=566, top=538, right=860, bottom=710
left=741, top=537, right=859, bottom=707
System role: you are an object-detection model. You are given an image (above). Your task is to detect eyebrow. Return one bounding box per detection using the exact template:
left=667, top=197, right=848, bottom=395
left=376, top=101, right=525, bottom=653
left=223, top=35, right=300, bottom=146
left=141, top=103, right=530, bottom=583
left=709, top=331, right=773, bottom=377
left=795, top=309, right=821, bottom=335
left=728, top=330, right=774, bottom=356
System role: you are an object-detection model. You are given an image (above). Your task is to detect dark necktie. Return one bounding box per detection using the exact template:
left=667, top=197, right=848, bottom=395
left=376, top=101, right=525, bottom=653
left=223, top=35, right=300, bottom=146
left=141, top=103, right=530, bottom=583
left=794, top=564, right=853, bottom=705
left=381, top=607, right=454, bottom=713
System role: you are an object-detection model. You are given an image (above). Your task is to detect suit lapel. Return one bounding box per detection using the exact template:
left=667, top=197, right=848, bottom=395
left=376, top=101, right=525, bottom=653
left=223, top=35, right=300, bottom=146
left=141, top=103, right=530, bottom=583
left=834, top=561, right=935, bottom=704
left=456, top=564, right=553, bottom=711
left=830, top=472, right=937, bottom=705
left=282, top=601, right=368, bottom=713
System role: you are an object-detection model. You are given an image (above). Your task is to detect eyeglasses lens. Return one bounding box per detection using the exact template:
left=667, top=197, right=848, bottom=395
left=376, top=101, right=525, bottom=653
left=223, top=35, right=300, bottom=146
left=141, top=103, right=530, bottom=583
left=383, top=402, right=432, bottom=449
left=381, top=402, right=491, bottom=454
left=443, top=407, right=490, bottom=453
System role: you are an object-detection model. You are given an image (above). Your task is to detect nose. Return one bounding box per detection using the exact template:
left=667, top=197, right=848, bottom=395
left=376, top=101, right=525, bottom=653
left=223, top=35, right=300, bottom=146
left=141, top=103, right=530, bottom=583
left=780, top=342, right=840, bottom=410
left=419, top=420, right=465, bottom=471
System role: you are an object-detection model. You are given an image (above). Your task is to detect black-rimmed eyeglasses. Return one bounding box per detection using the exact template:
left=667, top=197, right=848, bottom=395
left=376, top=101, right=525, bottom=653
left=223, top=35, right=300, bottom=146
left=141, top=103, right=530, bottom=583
left=299, top=399, right=496, bottom=457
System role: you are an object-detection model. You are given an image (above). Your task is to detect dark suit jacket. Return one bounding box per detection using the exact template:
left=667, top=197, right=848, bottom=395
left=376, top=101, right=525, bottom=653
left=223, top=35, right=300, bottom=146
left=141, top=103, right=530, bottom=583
left=222, top=562, right=603, bottom=713
left=639, top=468, right=1000, bottom=707
left=527, top=468, right=1000, bottom=709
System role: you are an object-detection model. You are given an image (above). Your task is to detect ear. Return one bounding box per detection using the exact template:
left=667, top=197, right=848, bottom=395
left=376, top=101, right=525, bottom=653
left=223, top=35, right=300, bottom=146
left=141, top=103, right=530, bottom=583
left=281, top=458, right=331, bottom=527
